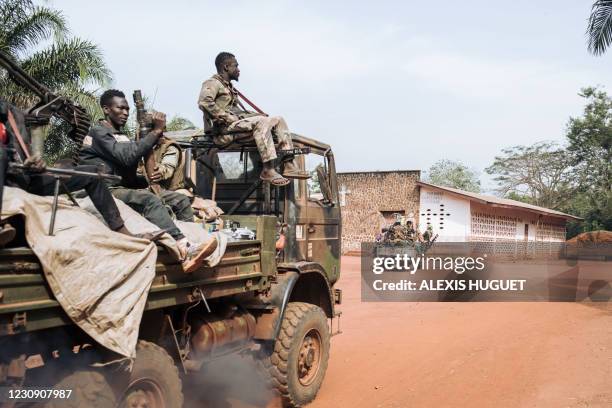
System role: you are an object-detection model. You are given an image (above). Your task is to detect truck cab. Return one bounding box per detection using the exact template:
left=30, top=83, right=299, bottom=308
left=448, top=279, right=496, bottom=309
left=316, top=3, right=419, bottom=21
left=187, top=132, right=342, bottom=285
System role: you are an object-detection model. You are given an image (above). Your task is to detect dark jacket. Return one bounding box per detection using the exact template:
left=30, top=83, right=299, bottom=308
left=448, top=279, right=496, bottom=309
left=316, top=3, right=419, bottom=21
left=79, top=121, right=157, bottom=188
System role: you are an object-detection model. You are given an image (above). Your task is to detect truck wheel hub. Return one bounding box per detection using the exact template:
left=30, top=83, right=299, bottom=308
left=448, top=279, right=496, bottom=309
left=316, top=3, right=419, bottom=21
left=121, top=378, right=165, bottom=408
left=297, top=329, right=322, bottom=386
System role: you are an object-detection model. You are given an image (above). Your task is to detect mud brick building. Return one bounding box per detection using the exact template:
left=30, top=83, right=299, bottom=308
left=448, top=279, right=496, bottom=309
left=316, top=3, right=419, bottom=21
left=337, top=171, right=420, bottom=254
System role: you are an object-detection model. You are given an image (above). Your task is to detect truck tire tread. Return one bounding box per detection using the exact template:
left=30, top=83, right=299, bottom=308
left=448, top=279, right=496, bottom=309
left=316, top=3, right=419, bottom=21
left=263, top=302, right=330, bottom=408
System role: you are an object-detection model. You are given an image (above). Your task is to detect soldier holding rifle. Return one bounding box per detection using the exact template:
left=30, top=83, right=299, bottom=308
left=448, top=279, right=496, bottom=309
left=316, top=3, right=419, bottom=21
left=80, top=90, right=217, bottom=273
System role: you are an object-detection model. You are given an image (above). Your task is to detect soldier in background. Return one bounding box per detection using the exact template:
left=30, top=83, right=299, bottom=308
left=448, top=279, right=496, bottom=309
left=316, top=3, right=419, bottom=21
left=149, top=135, right=185, bottom=192
left=149, top=137, right=224, bottom=222
left=198, top=52, right=309, bottom=186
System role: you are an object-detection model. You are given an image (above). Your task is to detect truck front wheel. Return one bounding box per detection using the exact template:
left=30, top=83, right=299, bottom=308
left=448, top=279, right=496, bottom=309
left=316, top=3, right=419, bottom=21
left=263, top=302, right=330, bottom=407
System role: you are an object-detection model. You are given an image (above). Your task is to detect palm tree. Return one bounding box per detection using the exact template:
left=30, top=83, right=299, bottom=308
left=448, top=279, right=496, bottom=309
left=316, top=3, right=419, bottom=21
left=0, top=0, right=112, bottom=161
left=587, top=0, right=612, bottom=55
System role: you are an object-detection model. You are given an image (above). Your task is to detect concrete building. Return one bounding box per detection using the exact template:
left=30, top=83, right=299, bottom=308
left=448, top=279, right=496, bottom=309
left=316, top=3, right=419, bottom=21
left=417, top=181, right=581, bottom=258
left=337, top=171, right=580, bottom=255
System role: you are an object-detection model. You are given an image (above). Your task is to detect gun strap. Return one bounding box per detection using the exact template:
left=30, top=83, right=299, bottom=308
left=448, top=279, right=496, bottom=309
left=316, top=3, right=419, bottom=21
left=234, top=88, right=266, bottom=115
left=7, top=111, right=31, bottom=160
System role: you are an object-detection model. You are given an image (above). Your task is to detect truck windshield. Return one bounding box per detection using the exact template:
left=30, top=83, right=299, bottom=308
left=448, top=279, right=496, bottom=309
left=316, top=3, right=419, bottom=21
left=216, top=151, right=257, bottom=180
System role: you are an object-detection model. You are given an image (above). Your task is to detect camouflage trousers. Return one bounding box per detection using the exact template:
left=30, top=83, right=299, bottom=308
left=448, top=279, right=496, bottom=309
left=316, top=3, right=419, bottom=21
left=215, top=115, right=293, bottom=162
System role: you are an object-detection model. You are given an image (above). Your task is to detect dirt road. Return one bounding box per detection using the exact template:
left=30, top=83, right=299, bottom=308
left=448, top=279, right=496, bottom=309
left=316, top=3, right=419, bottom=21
left=187, top=256, right=612, bottom=407
left=310, top=256, right=612, bottom=408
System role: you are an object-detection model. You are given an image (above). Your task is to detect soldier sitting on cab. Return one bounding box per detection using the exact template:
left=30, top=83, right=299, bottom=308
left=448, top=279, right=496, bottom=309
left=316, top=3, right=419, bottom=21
left=198, top=52, right=309, bottom=187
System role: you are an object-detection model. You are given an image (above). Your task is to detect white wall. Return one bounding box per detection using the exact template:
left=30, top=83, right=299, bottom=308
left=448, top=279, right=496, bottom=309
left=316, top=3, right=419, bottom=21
left=419, top=187, right=471, bottom=241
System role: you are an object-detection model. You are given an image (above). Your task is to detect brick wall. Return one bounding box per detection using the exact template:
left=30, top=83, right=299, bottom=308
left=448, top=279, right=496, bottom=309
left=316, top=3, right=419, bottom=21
left=338, top=171, right=421, bottom=254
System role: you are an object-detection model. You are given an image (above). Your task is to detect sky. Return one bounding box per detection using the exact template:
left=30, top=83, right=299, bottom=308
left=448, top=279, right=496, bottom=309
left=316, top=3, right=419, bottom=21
left=51, top=0, right=612, bottom=191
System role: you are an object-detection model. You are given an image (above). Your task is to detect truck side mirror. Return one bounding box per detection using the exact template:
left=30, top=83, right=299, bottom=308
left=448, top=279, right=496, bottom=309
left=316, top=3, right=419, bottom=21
left=316, top=164, right=334, bottom=205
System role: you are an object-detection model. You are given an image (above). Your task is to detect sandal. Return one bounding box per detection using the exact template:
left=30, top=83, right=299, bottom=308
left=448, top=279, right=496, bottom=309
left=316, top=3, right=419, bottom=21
left=282, top=169, right=311, bottom=180
left=260, top=173, right=290, bottom=186
left=182, top=237, right=219, bottom=274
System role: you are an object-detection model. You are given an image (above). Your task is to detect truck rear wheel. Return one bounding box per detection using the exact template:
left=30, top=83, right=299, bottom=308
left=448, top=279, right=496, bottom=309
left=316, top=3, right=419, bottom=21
left=263, top=302, right=330, bottom=407
left=43, top=369, right=115, bottom=408
left=115, top=340, right=183, bottom=408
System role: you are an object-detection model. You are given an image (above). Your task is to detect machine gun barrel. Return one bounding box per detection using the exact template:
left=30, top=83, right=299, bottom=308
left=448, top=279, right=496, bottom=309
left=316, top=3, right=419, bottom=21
left=0, top=52, right=49, bottom=99
left=9, top=163, right=121, bottom=181
left=0, top=50, right=91, bottom=165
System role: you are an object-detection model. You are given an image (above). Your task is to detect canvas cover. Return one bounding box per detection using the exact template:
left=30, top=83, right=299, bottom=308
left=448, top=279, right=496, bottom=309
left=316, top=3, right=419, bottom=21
left=1, top=186, right=226, bottom=358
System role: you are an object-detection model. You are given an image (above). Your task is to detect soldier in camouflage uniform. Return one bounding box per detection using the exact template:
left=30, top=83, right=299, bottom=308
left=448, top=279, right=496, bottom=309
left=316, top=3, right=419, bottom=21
left=198, top=52, right=309, bottom=186
left=149, top=137, right=185, bottom=192
left=150, top=139, right=225, bottom=222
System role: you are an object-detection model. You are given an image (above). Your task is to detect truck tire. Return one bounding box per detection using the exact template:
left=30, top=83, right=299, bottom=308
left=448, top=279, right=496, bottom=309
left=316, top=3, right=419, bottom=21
left=115, top=340, right=183, bottom=408
left=263, top=302, right=330, bottom=407
left=43, top=369, right=116, bottom=408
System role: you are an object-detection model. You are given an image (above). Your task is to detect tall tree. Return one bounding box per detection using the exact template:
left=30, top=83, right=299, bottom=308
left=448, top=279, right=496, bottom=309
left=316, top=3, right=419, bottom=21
left=565, top=87, right=612, bottom=231
left=485, top=142, right=580, bottom=209
left=0, top=0, right=111, bottom=162
left=587, top=0, right=612, bottom=55
left=425, top=159, right=481, bottom=192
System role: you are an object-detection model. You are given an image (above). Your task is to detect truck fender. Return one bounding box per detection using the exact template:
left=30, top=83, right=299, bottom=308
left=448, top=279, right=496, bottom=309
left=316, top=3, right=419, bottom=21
left=270, top=263, right=335, bottom=340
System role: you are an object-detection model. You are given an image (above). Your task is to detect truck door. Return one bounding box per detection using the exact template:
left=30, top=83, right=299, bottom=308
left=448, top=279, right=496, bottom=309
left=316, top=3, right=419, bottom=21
left=298, top=151, right=341, bottom=284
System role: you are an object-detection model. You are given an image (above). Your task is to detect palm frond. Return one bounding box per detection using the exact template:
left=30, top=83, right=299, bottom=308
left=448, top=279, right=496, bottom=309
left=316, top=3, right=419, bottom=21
left=0, top=1, right=68, bottom=55
left=587, top=0, right=612, bottom=55
left=21, top=38, right=112, bottom=89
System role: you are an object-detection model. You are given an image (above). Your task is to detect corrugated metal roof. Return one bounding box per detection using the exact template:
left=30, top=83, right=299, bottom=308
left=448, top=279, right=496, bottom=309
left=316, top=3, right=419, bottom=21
left=417, top=181, right=582, bottom=221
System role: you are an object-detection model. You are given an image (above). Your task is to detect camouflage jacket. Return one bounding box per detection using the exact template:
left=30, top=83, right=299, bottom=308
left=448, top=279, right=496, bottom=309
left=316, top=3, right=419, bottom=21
left=198, top=74, right=254, bottom=127
left=153, top=138, right=185, bottom=191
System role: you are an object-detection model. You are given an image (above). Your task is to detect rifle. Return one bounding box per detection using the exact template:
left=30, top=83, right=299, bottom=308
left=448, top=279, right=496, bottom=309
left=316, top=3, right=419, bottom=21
left=133, top=90, right=162, bottom=196
left=0, top=96, right=120, bottom=236
left=0, top=51, right=90, bottom=165
left=7, top=160, right=121, bottom=237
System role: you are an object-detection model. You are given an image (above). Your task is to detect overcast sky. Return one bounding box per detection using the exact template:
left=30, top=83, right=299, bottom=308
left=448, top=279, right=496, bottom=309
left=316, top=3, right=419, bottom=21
left=51, top=0, right=612, bottom=191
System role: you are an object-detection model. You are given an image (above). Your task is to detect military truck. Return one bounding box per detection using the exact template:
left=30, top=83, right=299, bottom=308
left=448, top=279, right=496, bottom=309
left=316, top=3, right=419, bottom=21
left=0, top=132, right=342, bottom=408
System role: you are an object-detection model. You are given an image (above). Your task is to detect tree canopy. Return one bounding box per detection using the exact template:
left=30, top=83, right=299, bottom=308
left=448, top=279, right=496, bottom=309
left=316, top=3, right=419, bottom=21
left=565, top=87, right=612, bottom=232
left=425, top=160, right=481, bottom=193
left=485, top=142, right=579, bottom=210
left=0, top=0, right=111, bottom=162
left=487, top=87, right=612, bottom=236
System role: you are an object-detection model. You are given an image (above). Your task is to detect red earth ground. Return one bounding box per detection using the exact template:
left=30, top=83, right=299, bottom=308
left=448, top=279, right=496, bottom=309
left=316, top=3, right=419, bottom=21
left=186, top=256, right=612, bottom=408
